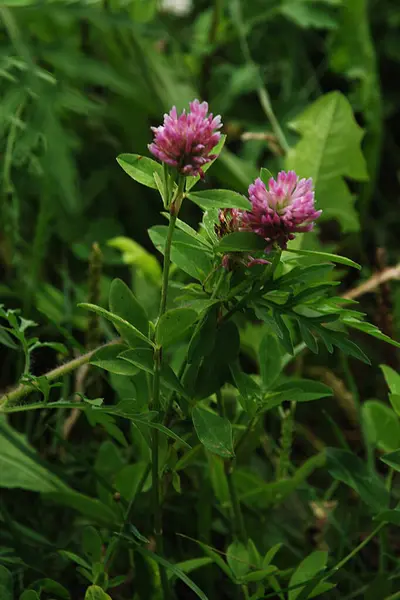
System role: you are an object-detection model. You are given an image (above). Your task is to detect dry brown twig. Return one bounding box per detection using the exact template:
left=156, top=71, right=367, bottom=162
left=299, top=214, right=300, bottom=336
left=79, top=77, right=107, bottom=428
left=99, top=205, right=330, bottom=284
left=342, top=262, right=400, bottom=300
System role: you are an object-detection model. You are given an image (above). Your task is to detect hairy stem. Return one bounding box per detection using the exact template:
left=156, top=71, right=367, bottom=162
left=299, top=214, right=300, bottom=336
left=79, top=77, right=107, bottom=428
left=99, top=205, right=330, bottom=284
left=0, top=340, right=120, bottom=409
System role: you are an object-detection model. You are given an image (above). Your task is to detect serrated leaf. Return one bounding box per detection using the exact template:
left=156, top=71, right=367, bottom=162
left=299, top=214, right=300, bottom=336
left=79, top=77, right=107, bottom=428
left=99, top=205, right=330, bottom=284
left=192, top=407, right=234, bottom=458
left=117, top=154, right=162, bottom=189
left=187, top=190, right=251, bottom=211
left=286, top=91, right=368, bottom=232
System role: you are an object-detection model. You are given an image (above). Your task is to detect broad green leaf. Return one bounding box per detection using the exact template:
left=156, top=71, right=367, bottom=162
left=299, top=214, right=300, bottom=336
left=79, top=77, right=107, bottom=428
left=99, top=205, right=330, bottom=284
left=78, top=303, right=152, bottom=347
left=0, top=566, right=12, bottom=600
left=0, top=418, right=67, bottom=493
left=187, top=306, right=217, bottom=364
left=82, top=527, right=102, bottom=563
left=284, top=248, right=361, bottom=270
left=227, top=541, right=250, bottom=580
left=258, top=333, right=282, bottom=389
left=84, top=586, right=112, bottom=600
left=109, top=278, right=149, bottom=346
left=119, top=347, right=153, bottom=374
left=216, top=232, right=266, bottom=253
left=263, top=543, right=283, bottom=568
left=149, top=226, right=213, bottom=281
left=107, top=237, right=161, bottom=284
left=375, top=509, right=400, bottom=527
left=157, top=308, right=198, bottom=347
left=326, top=448, right=389, bottom=512
left=238, top=453, right=325, bottom=508
left=288, top=551, right=328, bottom=600
left=117, top=154, right=162, bottom=189
left=91, top=344, right=139, bottom=376
left=243, top=566, right=278, bottom=583
left=230, top=363, right=260, bottom=416
left=389, top=395, right=400, bottom=417
left=29, top=579, right=70, bottom=599
left=168, top=558, right=213, bottom=580
left=20, top=592, right=39, bottom=600
left=329, top=0, right=381, bottom=217
left=114, top=462, right=149, bottom=502
left=381, top=449, right=400, bottom=472
left=362, top=400, right=400, bottom=452
left=59, top=551, right=91, bottom=570
left=48, top=490, right=119, bottom=527
left=187, top=190, right=251, bottom=211
left=107, top=404, right=191, bottom=448
left=163, top=213, right=213, bottom=249
left=186, top=135, right=226, bottom=191
left=207, top=453, right=230, bottom=507
left=121, top=349, right=187, bottom=400
left=286, top=91, right=368, bottom=232
left=281, top=0, right=339, bottom=29
left=130, top=0, right=157, bottom=22
left=192, top=407, right=234, bottom=458
left=380, top=364, right=400, bottom=395
left=273, top=379, right=333, bottom=402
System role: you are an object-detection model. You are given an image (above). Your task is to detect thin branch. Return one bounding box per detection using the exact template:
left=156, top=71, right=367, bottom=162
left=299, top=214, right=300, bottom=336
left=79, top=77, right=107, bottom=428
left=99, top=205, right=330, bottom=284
left=342, top=263, right=400, bottom=300
left=0, top=340, right=119, bottom=409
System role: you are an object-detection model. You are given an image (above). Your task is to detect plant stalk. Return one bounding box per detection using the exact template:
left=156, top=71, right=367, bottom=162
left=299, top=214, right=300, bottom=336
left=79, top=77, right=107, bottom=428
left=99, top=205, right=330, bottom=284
left=150, top=177, right=184, bottom=598
left=0, top=340, right=120, bottom=409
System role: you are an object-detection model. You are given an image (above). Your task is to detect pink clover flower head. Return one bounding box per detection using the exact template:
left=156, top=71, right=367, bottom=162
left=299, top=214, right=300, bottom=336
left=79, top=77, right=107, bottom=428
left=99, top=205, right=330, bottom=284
left=148, top=99, right=222, bottom=177
left=242, top=171, right=321, bottom=251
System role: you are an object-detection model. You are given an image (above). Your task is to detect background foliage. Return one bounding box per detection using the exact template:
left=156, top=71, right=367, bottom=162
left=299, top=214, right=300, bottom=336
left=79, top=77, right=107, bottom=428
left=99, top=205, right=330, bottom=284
left=1, top=0, right=400, bottom=599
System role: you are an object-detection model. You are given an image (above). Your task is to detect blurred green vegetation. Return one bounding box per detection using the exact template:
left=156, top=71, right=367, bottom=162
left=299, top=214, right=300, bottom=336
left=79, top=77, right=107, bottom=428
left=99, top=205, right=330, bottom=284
left=1, top=1, right=400, bottom=599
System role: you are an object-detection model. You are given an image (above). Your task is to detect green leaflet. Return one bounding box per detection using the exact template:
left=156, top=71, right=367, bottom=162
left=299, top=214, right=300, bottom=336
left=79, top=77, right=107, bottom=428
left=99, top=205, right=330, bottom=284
left=286, top=91, right=368, bottom=232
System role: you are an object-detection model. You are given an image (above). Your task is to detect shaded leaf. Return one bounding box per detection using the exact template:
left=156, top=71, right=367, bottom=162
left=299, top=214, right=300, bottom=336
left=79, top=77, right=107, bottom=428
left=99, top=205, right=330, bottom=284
left=192, top=407, right=234, bottom=458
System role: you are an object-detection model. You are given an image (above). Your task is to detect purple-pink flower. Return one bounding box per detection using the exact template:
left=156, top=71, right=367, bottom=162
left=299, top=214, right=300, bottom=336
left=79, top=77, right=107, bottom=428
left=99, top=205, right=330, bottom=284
left=241, top=171, right=321, bottom=251
left=148, top=99, right=222, bottom=177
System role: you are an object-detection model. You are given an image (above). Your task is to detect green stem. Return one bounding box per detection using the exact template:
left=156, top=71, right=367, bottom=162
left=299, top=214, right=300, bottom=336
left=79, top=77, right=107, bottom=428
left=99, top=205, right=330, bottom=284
left=330, top=522, right=386, bottom=574
left=150, top=178, right=184, bottom=599
left=230, top=0, right=289, bottom=154
left=0, top=340, right=120, bottom=409
left=217, top=389, right=247, bottom=543
left=226, top=460, right=247, bottom=543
